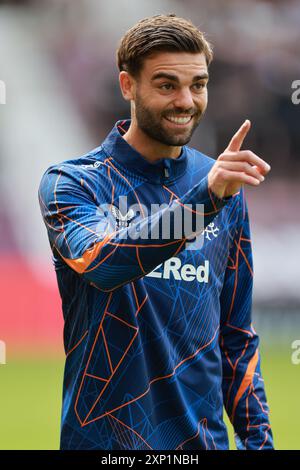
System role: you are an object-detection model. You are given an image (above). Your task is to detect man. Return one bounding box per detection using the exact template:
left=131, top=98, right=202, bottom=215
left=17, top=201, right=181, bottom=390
left=39, top=14, right=273, bottom=450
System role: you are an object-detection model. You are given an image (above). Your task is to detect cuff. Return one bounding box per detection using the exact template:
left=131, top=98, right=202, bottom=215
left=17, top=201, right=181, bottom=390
left=180, top=174, right=232, bottom=215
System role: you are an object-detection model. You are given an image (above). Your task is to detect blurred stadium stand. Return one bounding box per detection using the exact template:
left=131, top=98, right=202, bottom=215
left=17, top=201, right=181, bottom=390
left=0, top=0, right=299, bottom=354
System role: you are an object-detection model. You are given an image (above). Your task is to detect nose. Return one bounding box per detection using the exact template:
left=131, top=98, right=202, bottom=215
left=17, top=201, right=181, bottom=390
left=172, top=87, right=194, bottom=112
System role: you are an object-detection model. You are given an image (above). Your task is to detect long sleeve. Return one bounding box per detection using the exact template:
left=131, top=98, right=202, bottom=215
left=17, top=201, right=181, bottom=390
left=219, top=189, right=274, bottom=450
left=38, top=164, right=230, bottom=292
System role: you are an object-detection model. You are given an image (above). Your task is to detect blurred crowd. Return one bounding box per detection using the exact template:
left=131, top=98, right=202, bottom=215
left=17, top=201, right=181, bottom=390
left=36, top=0, right=300, bottom=176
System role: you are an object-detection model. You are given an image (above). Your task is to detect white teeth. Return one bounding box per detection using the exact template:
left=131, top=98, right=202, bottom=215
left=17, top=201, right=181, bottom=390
left=166, top=116, right=192, bottom=124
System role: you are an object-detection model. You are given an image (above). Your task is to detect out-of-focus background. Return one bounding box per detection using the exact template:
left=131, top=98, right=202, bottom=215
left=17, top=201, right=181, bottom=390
left=0, top=0, right=299, bottom=450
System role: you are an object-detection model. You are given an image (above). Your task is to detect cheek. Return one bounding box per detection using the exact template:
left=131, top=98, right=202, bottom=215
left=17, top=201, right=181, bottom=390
left=195, top=93, right=208, bottom=111
left=138, top=91, right=162, bottom=111
left=202, top=90, right=208, bottom=105
left=149, top=91, right=170, bottom=106
left=148, top=98, right=173, bottom=118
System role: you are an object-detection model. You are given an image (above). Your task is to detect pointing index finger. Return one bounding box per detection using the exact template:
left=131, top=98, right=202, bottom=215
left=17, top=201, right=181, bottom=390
left=226, top=119, right=251, bottom=152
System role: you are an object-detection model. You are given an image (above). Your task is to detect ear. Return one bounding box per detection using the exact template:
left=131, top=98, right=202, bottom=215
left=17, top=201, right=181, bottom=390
left=119, top=71, right=136, bottom=101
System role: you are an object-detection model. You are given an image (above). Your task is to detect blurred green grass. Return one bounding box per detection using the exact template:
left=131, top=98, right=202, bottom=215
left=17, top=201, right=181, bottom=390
left=0, top=345, right=298, bottom=449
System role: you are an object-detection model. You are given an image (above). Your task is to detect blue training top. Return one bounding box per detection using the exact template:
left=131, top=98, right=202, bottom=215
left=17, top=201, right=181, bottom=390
left=39, top=119, right=273, bottom=450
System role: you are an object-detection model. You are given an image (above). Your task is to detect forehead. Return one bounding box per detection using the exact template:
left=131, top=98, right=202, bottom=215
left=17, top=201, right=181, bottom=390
left=141, top=51, right=208, bottom=79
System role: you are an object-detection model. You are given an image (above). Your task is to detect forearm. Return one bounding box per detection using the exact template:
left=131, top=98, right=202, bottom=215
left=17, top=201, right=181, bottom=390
left=39, top=165, right=232, bottom=291
left=60, top=175, right=230, bottom=291
left=221, top=330, right=273, bottom=450
left=219, top=189, right=273, bottom=449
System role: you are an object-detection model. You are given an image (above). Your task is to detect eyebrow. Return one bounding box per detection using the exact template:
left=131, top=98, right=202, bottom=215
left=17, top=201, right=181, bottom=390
left=151, top=72, right=209, bottom=83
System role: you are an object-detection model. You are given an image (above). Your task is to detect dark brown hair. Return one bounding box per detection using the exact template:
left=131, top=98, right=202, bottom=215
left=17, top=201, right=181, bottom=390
left=116, top=14, right=213, bottom=78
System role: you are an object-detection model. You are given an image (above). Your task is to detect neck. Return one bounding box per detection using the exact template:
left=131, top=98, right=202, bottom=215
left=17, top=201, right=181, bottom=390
left=122, top=118, right=182, bottom=163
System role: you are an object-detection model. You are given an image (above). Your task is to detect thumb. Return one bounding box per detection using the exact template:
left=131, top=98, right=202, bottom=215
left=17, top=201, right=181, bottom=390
left=225, top=119, right=251, bottom=152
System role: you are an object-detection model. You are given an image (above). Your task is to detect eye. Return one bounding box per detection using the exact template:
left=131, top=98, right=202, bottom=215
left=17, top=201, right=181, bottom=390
left=192, top=82, right=206, bottom=91
left=159, top=83, right=175, bottom=91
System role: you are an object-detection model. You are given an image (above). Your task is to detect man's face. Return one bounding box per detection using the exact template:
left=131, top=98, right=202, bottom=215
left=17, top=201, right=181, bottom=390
left=132, top=52, right=209, bottom=146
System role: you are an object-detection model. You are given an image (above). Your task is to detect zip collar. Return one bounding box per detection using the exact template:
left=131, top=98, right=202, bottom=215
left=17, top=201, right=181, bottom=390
left=101, top=119, right=188, bottom=184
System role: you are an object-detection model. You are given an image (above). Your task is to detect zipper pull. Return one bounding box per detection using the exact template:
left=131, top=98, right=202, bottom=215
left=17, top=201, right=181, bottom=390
left=163, top=160, right=170, bottom=178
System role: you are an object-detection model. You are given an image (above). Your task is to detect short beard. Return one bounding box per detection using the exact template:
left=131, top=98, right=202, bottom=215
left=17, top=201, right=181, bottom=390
left=134, top=92, right=204, bottom=147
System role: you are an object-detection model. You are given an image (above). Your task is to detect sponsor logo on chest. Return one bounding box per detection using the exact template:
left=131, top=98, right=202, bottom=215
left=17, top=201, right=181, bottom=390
left=146, top=256, right=209, bottom=283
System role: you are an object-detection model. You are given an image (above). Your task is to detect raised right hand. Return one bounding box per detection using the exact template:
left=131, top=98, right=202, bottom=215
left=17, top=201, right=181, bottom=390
left=208, top=120, right=271, bottom=199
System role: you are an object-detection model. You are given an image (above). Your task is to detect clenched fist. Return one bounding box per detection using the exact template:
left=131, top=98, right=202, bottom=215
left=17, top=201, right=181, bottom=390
left=208, top=120, right=271, bottom=199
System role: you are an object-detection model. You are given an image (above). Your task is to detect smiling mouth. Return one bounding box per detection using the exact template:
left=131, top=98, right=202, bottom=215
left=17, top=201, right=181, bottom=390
left=164, top=115, right=193, bottom=126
